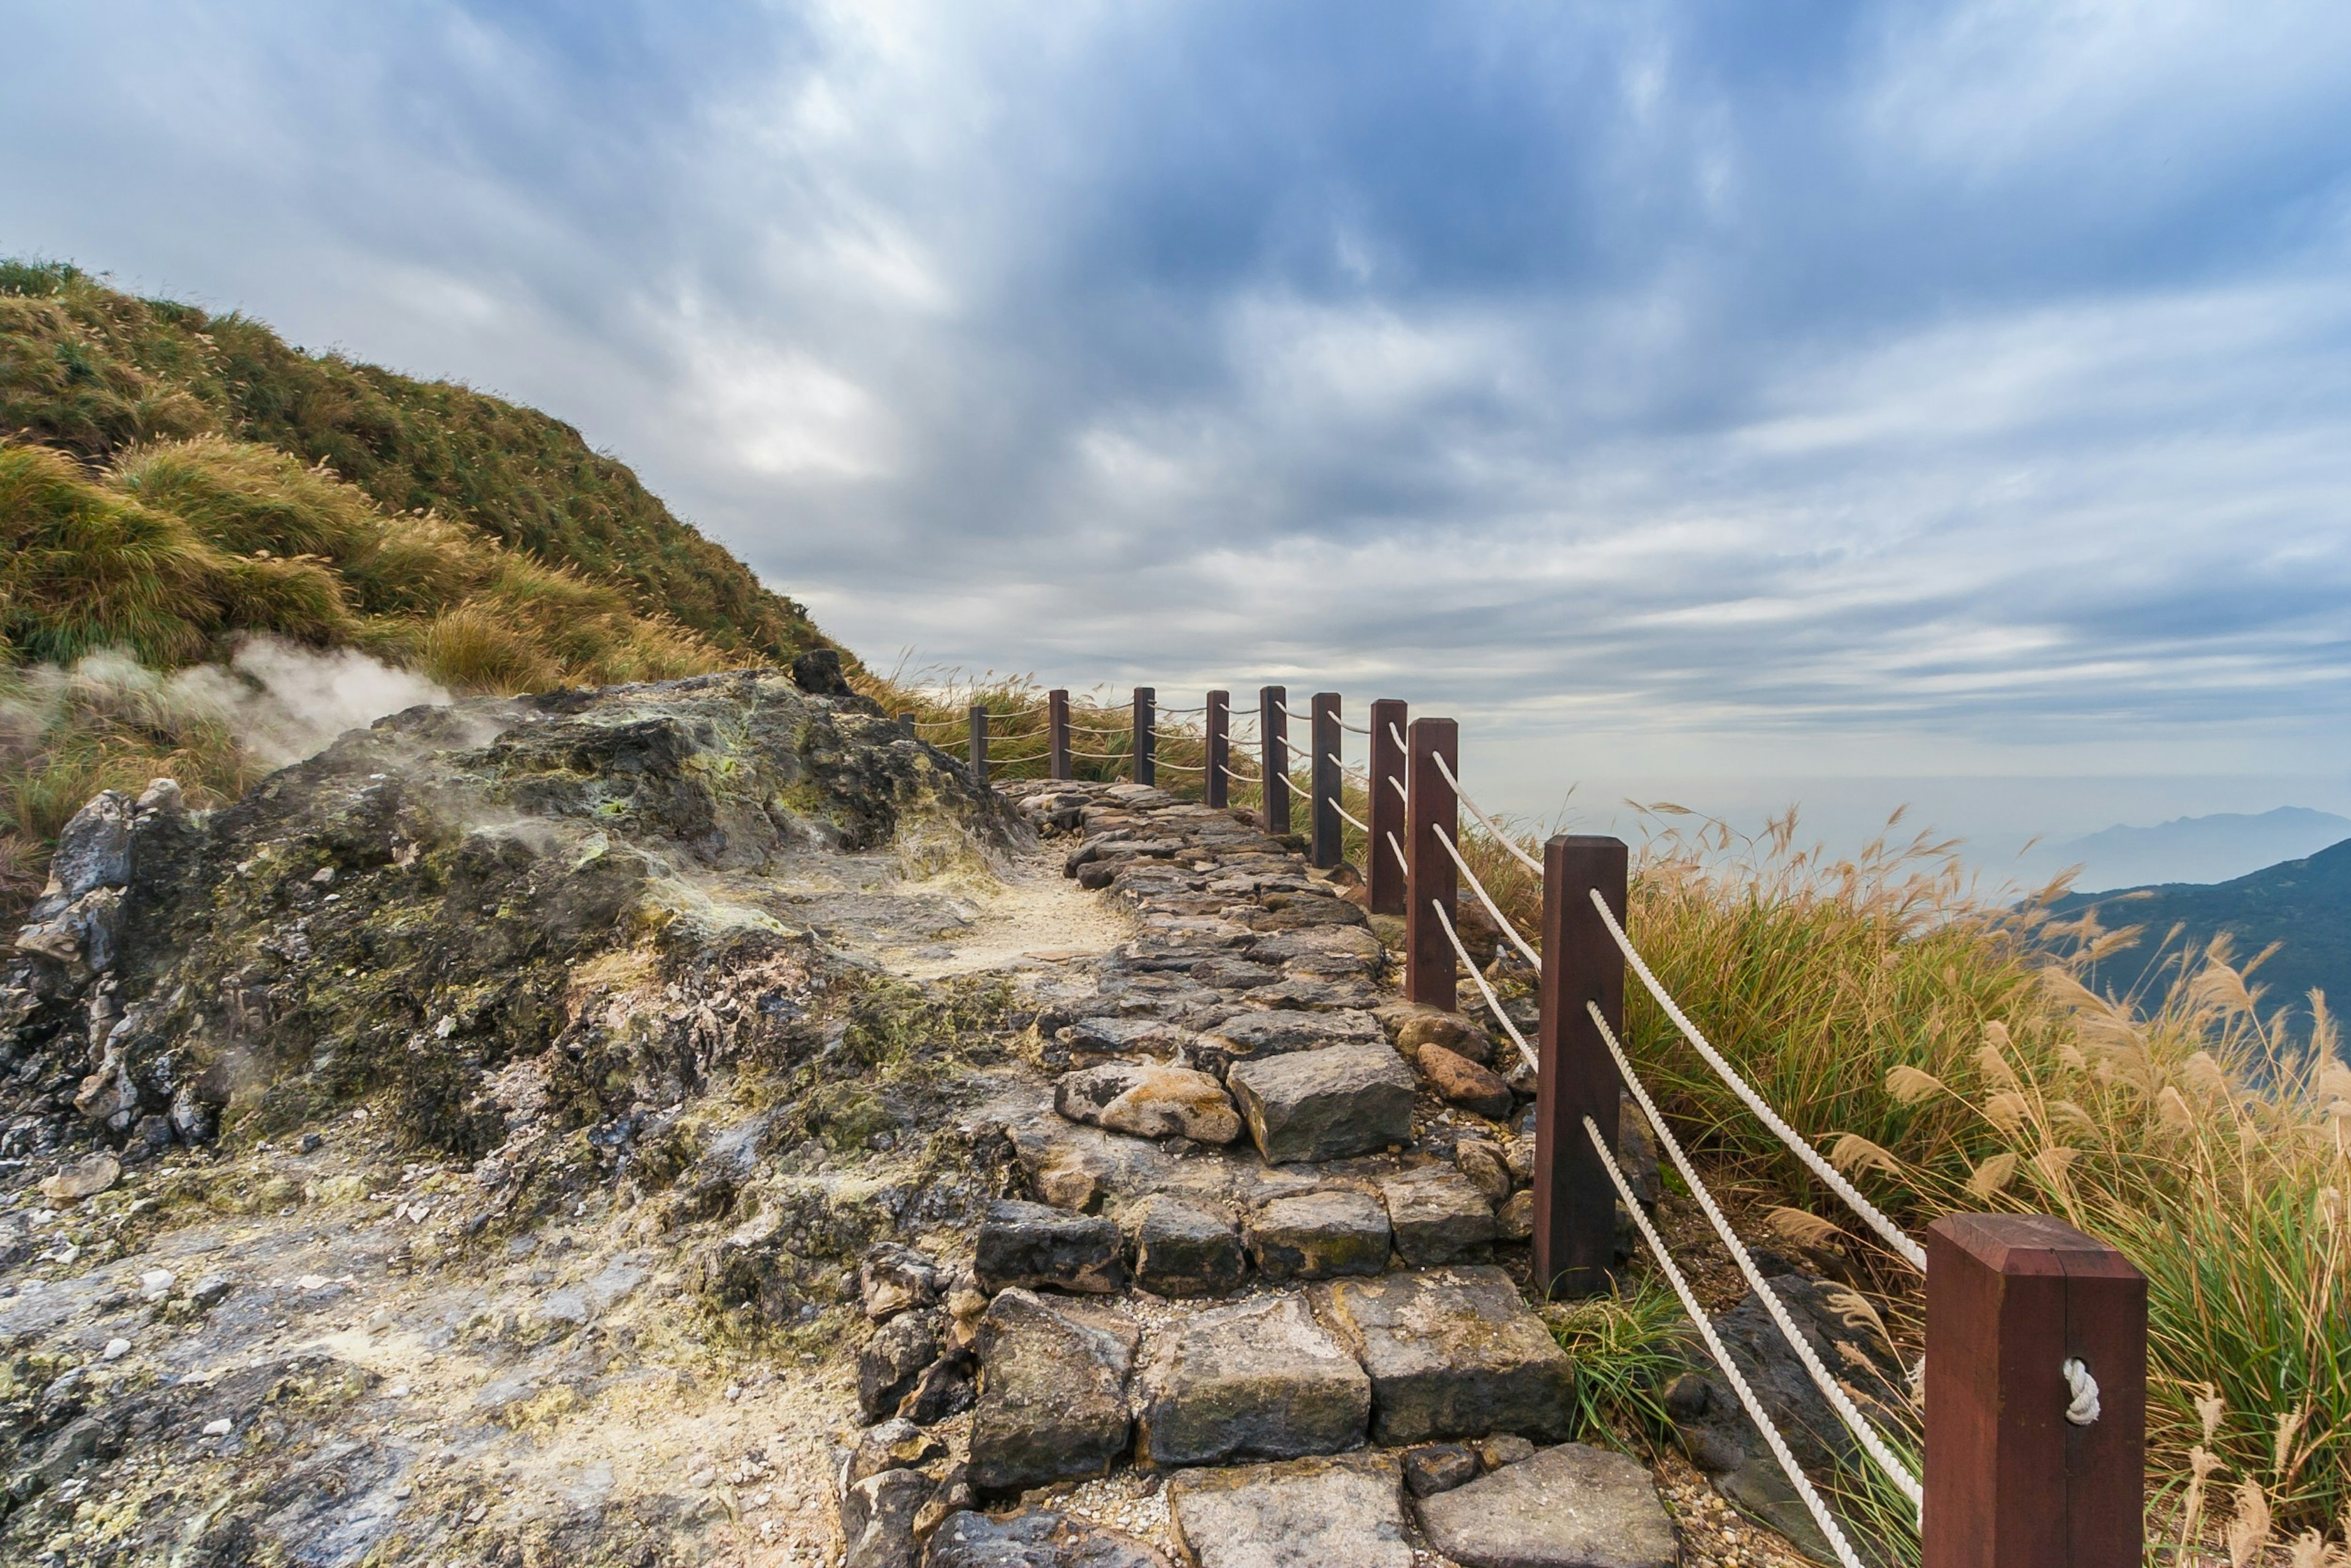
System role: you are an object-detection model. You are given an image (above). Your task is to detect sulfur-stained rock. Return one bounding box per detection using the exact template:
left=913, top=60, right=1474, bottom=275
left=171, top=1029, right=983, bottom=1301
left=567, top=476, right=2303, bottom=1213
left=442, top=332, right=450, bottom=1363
left=1318, top=1266, right=1575, bottom=1446
left=849, top=1417, right=945, bottom=1485
left=1414, top=1442, right=1679, bottom=1568
left=842, top=1466, right=931, bottom=1568
left=1166, top=1453, right=1412, bottom=1568
left=1380, top=1166, right=1498, bottom=1267
left=862, top=1244, right=942, bottom=1321
left=1227, top=1040, right=1415, bottom=1164
left=967, top=1289, right=1138, bottom=1495
left=860, top=1311, right=942, bottom=1421
left=1128, top=1195, right=1247, bottom=1297
left=1135, top=1294, right=1371, bottom=1466
left=1054, top=1062, right=1241, bottom=1144
left=1247, top=1189, right=1392, bottom=1280
left=974, top=1200, right=1123, bottom=1294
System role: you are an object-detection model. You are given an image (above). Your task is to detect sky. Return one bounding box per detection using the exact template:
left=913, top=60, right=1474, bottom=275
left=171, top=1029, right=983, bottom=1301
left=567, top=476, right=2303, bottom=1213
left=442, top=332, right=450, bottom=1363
left=6, top=1, right=2350, bottom=861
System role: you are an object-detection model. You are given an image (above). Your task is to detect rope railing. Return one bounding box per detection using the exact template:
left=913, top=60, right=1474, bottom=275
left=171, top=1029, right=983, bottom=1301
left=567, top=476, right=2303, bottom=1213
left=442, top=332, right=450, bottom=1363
left=1588, top=1116, right=1873, bottom=1568
left=1432, top=754, right=1542, bottom=876
left=1587, top=888, right=1929, bottom=1272
left=1588, top=999, right=1925, bottom=1518
left=1431, top=901, right=1538, bottom=1073
left=1426, top=824, right=1543, bottom=972
left=1384, top=830, right=1411, bottom=878
left=1333, top=800, right=1369, bottom=834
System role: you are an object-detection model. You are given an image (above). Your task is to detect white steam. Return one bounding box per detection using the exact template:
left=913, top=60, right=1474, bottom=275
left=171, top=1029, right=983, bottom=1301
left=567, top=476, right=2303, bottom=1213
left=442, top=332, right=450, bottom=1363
left=165, top=639, right=454, bottom=767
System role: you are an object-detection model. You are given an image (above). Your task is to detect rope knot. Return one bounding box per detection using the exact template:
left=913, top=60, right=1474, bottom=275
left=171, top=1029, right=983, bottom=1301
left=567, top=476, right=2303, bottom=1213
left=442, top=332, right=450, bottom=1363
left=2062, top=1357, right=2101, bottom=1425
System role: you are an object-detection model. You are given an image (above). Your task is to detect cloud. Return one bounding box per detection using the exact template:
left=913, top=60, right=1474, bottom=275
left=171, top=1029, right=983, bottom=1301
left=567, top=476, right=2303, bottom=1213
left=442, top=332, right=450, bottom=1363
left=4, top=0, right=2350, bottom=795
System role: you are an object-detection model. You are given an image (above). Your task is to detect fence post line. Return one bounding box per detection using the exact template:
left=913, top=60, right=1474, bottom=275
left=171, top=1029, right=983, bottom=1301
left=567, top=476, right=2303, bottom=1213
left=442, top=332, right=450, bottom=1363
left=1205, top=691, right=1230, bottom=809
left=1924, top=1215, right=2147, bottom=1568
left=1368, top=699, right=1408, bottom=915
left=1133, top=687, right=1155, bottom=786
left=1259, top=685, right=1290, bottom=835
left=1048, top=689, right=1071, bottom=781
left=1533, top=835, right=1628, bottom=1299
left=896, top=710, right=917, bottom=738
left=1310, top=692, right=1341, bottom=868
left=967, top=705, right=989, bottom=791
left=1403, top=717, right=1459, bottom=1008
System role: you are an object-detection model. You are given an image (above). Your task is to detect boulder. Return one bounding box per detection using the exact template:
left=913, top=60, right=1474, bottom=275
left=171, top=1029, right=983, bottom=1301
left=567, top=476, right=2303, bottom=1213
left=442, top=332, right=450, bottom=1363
left=974, top=1200, right=1123, bottom=1294
left=898, top=1351, right=977, bottom=1424
left=1380, top=1166, right=1498, bottom=1267
left=862, top=1244, right=942, bottom=1321
left=968, top=1289, right=1138, bottom=1495
left=1227, top=1040, right=1415, bottom=1164
left=1128, top=1195, right=1247, bottom=1297
left=842, top=1466, right=932, bottom=1568
left=1318, top=1267, right=1575, bottom=1445
left=849, top=1417, right=945, bottom=1485
left=1414, top=1442, right=1679, bottom=1568
left=1246, top=1189, right=1392, bottom=1280
left=1380, top=1003, right=1492, bottom=1065
left=1166, top=1454, right=1412, bottom=1568
left=1054, top=1017, right=1195, bottom=1060
left=1496, top=1191, right=1534, bottom=1242
left=38, top=1150, right=121, bottom=1206
left=1054, top=1062, right=1241, bottom=1144
left=859, top=1311, right=942, bottom=1422
left=1417, top=1043, right=1514, bottom=1119
left=923, top=1508, right=1172, bottom=1567
left=1135, top=1294, right=1371, bottom=1466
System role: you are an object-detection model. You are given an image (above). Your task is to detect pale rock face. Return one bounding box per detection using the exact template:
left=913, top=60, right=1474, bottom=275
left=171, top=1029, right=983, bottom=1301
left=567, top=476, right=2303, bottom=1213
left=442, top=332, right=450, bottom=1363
left=1167, top=1453, right=1415, bottom=1568
left=1054, top=1060, right=1242, bottom=1144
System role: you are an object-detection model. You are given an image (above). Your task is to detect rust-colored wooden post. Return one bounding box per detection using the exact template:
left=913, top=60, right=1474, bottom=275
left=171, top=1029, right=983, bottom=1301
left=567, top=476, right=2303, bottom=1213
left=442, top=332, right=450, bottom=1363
left=1404, top=717, right=1458, bottom=1008
left=1205, top=691, right=1230, bottom=809
left=897, top=710, right=917, bottom=738
left=1048, top=688, right=1071, bottom=781
left=1368, top=699, right=1408, bottom=915
left=1259, top=686, right=1289, bottom=834
left=967, top=705, right=989, bottom=790
left=1925, top=1215, right=2147, bottom=1568
left=1132, top=687, right=1155, bottom=786
left=1534, top=835, right=1627, bottom=1299
left=1309, top=692, right=1341, bottom=868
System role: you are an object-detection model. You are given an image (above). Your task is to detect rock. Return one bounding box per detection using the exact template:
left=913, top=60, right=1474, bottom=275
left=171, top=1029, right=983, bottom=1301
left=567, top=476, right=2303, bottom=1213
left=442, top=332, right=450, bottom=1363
left=1166, top=1454, right=1412, bottom=1568
left=1382, top=1004, right=1493, bottom=1065
left=1194, top=1008, right=1386, bottom=1075
left=1227, top=1040, right=1415, bottom=1164
left=1496, top=1191, right=1534, bottom=1241
left=863, top=1244, right=943, bottom=1321
left=1190, top=957, right=1283, bottom=991
left=898, top=1352, right=977, bottom=1424
left=1615, top=1093, right=1662, bottom=1207
left=1054, top=1062, right=1242, bottom=1144
left=1417, top=1044, right=1515, bottom=1119
left=859, top=1311, right=941, bottom=1421
left=849, top=1417, right=946, bottom=1485
left=1414, top=1442, right=1679, bottom=1568
left=1247, top=1189, right=1392, bottom=1280
left=968, top=1289, right=1138, bottom=1495
left=1318, top=1267, right=1575, bottom=1445
left=1135, top=1294, right=1371, bottom=1466
left=923, top=1508, right=1173, bottom=1567
left=138, top=1267, right=175, bottom=1301
left=1504, top=1136, right=1535, bottom=1184
left=44, top=790, right=135, bottom=902
left=974, top=1199, right=1123, bottom=1294
left=1455, top=1138, right=1513, bottom=1203
left=1380, top=1167, right=1498, bottom=1267
left=1659, top=1270, right=1911, bottom=1562
left=842, top=1466, right=932, bottom=1568
left=102, top=1337, right=132, bottom=1360
left=1476, top=1433, right=1538, bottom=1470
left=38, top=1151, right=120, bottom=1205
left=1054, top=1017, right=1194, bottom=1060
left=190, top=1272, right=235, bottom=1308
left=1402, top=1442, right=1482, bottom=1498
left=1128, top=1195, right=1247, bottom=1297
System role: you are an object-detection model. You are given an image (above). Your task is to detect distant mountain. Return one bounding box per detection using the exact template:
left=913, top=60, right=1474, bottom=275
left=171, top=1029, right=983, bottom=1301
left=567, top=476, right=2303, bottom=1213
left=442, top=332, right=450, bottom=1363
left=2044, top=837, right=2351, bottom=1033
left=2038, top=807, right=2351, bottom=893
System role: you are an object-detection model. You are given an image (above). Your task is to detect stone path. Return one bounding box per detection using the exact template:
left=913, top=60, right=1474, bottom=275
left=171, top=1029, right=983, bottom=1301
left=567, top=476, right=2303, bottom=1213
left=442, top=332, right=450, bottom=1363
left=841, top=779, right=1678, bottom=1568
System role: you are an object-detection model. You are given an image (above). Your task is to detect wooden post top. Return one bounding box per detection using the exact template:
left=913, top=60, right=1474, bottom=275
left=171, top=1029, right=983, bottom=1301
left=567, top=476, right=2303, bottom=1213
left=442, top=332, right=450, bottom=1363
left=1929, top=1212, right=2147, bottom=1283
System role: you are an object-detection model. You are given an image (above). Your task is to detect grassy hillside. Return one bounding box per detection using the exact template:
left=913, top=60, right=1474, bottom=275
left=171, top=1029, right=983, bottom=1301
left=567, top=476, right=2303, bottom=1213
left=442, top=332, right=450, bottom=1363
left=0, top=259, right=825, bottom=662
left=2049, top=836, right=2351, bottom=1032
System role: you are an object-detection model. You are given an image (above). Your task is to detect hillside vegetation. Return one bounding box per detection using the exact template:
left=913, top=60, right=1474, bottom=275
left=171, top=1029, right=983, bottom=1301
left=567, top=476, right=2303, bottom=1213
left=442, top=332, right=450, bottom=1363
left=0, top=259, right=838, bottom=907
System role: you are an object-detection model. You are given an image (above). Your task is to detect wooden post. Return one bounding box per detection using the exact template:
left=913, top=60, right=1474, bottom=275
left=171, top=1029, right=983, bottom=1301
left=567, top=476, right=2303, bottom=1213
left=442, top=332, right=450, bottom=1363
left=1205, top=691, right=1230, bottom=809
left=1368, top=699, right=1408, bottom=915
left=1259, top=686, right=1289, bottom=835
left=896, top=710, right=917, bottom=738
left=967, top=705, right=989, bottom=790
left=1132, top=687, right=1155, bottom=786
left=1404, top=717, right=1458, bottom=1008
left=1925, top=1215, right=2147, bottom=1568
left=1534, top=835, right=1628, bottom=1299
left=1310, top=692, right=1341, bottom=868
left=1048, top=689, right=1071, bottom=781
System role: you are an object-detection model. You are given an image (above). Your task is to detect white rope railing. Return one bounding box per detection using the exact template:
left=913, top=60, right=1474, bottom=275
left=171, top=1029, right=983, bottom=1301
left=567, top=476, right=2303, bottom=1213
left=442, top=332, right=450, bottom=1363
left=1588, top=1116, right=1872, bottom=1568
left=1589, top=999, right=1924, bottom=1518
left=1388, top=721, right=1408, bottom=751
left=1431, top=754, right=1542, bottom=876
left=1333, top=800, right=1369, bottom=834
left=1432, top=901, right=1537, bottom=1073
left=1425, top=826, right=1543, bottom=972
left=1385, top=830, right=1410, bottom=877
left=1386, top=775, right=1408, bottom=804
left=1338, top=717, right=1370, bottom=735
left=1156, top=759, right=1207, bottom=772
left=1588, top=889, right=1929, bottom=1272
